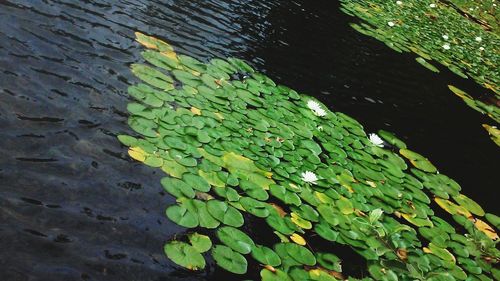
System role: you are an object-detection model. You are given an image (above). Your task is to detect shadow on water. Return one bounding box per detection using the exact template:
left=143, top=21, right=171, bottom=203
left=0, top=0, right=497, bottom=280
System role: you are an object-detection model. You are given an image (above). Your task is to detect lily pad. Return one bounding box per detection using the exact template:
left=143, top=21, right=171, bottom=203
left=217, top=226, right=255, bottom=254
left=452, top=194, right=485, bottom=216
left=182, top=173, right=211, bottom=192
left=400, top=149, right=437, bottom=173
left=166, top=202, right=198, bottom=228
left=206, top=200, right=244, bottom=227
left=164, top=241, right=205, bottom=270
left=211, top=245, right=248, bottom=274
left=251, top=245, right=282, bottom=266
left=188, top=232, right=212, bottom=253
left=161, top=177, right=195, bottom=199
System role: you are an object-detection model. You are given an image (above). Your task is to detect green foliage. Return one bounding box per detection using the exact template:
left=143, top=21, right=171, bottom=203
left=339, top=0, right=500, bottom=95
left=121, top=33, right=500, bottom=280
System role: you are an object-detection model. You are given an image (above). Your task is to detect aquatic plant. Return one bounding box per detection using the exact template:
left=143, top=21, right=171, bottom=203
left=448, top=85, right=500, bottom=147
left=119, top=32, right=499, bottom=280
left=339, top=0, right=500, bottom=96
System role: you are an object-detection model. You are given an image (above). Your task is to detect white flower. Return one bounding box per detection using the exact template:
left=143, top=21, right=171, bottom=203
left=429, top=3, right=436, bottom=8
left=396, top=1, right=403, bottom=5
left=301, top=171, right=318, bottom=184
left=475, top=36, right=482, bottom=42
left=442, top=34, right=449, bottom=40
left=307, top=100, right=327, bottom=117
left=387, top=21, right=395, bottom=27
left=317, top=126, right=323, bottom=131
left=479, top=46, right=485, bottom=51
left=442, top=43, right=451, bottom=50
left=369, top=133, right=384, bottom=147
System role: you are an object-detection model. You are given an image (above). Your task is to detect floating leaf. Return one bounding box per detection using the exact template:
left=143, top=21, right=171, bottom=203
left=135, top=32, right=174, bottom=52
left=128, top=146, right=147, bottom=162
left=290, top=233, right=307, bottom=245
left=377, top=130, right=407, bottom=149
left=166, top=202, right=198, bottom=228
left=317, top=253, right=342, bottom=272
left=283, top=243, right=316, bottom=266
left=423, top=243, right=456, bottom=264
left=122, top=33, right=499, bottom=280
left=290, top=212, right=312, bottom=229
left=206, top=200, right=244, bottom=227
left=452, top=194, right=485, bottom=216
left=485, top=213, right=500, bottom=229
left=400, top=149, right=437, bottom=173
left=161, top=177, right=195, bottom=199
left=251, top=245, right=282, bottom=267
left=164, top=241, right=205, bottom=270
left=240, top=197, right=270, bottom=218
left=212, top=245, right=248, bottom=274
left=434, top=198, right=472, bottom=217
left=183, top=173, right=211, bottom=192
left=261, top=268, right=293, bottom=281
left=188, top=232, right=212, bottom=253
left=217, top=226, right=255, bottom=254
left=473, top=219, right=499, bottom=240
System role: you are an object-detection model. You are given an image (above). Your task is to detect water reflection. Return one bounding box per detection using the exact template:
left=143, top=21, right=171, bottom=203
left=0, top=0, right=498, bottom=280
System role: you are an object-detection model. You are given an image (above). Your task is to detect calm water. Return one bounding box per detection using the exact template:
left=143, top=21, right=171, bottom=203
left=0, top=0, right=498, bottom=280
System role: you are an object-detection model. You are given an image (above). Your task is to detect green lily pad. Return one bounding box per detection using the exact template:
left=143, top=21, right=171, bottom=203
left=240, top=197, right=270, bottom=218
left=317, top=253, right=342, bottom=272
left=377, top=130, right=407, bottom=149
left=164, top=241, right=205, bottom=270
left=182, top=173, right=211, bottom=192
left=217, top=226, right=255, bottom=254
left=251, top=245, right=281, bottom=266
left=314, top=220, right=339, bottom=242
left=283, top=243, right=316, bottom=266
left=206, top=200, right=244, bottom=227
left=400, top=149, right=437, bottom=173
left=188, top=232, right=212, bottom=253
left=161, top=177, right=195, bottom=199
left=166, top=202, right=198, bottom=228
left=211, top=245, right=248, bottom=274
left=452, top=194, right=485, bottom=216
left=261, top=268, right=293, bottom=281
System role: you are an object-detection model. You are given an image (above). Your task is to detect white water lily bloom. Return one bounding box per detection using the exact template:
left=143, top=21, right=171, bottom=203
left=429, top=3, right=436, bottom=8
left=369, top=133, right=384, bottom=147
left=307, top=100, right=327, bottom=117
left=396, top=1, right=403, bottom=5
left=442, top=34, right=449, bottom=40
left=387, top=21, right=395, bottom=27
left=475, top=36, right=482, bottom=42
left=301, top=171, right=318, bottom=184
left=479, top=46, right=485, bottom=51
left=442, top=43, right=450, bottom=50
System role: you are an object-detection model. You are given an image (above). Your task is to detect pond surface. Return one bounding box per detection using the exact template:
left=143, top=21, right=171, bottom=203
left=0, top=0, right=498, bottom=280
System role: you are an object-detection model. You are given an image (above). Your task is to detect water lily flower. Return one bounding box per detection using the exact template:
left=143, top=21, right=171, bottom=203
left=387, top=21, right=395, bottom=27
left=475, top=36, right=482, bottom=42
left=442, top=34, right=449, bottom=40
left=369, top=133, right=384, bottom=147
left=396, top=1, right=403, bottom=5
left=301, top=171, right=318, bottom=184
left=442, top=43, right=450, bottom=50
left=479, top=47, right=485, bottom=51
left=307, top=100, right=327, bottom=117
left=429, top=3, right=436, bottom=8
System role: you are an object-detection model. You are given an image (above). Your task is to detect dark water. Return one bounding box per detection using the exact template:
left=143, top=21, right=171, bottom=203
left=0, top=0, right=498, bottom=280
